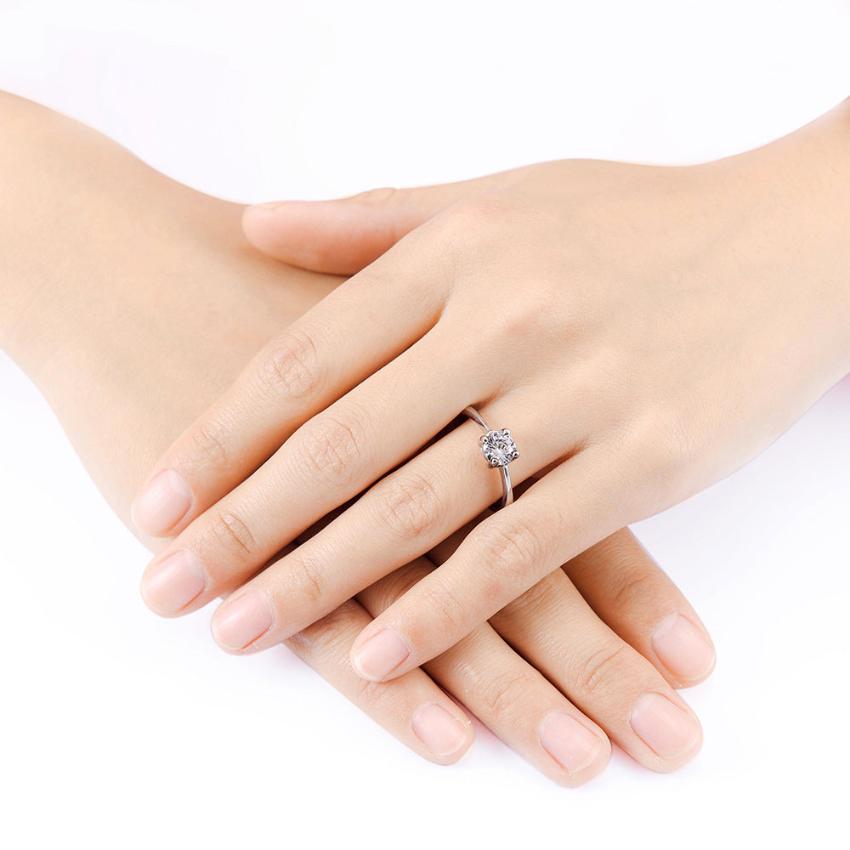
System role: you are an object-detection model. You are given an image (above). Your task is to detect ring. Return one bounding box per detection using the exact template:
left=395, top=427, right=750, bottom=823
left=463, top=406, right=519, bottom=509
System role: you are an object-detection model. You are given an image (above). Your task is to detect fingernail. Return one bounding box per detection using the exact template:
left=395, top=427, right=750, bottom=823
left=141, top=550, right=206, bottom=615
left=630, top=693, right=702, bottom=760
left=211, top=591, right=273, bottom=651
left=351, top=628, right=410, bottom=681
left=539, top=711, right=607, bottom=775
left=412, top=703, right=469, bottom=759
left=131, top=469, right=192, bottom=536
left=651, top=613, right=716, bottom=682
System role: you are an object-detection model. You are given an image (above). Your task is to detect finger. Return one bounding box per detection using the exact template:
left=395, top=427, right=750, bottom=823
left=563, top=529, right=716, bottom=688
left=140, top=328, right=484, bottom=617
left=489, top=569, right=703, bottom=772
left=242, top=170, right=522, bottom=274
left=428, top=523, right=701, bottom=772
left=130, top=238, right=448, bottom=539
left=201, top=393, right=575, bottom=653
left=284, top=597, right=473, bottom=765
left=358, top=560, right=611, bottom=786
left=349, top=447, right=632, bottom=681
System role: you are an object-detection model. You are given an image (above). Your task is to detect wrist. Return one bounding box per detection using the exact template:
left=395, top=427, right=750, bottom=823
left=709, top=98, right=850, bottom=379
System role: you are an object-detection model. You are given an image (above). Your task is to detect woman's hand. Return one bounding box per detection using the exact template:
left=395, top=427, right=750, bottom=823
left=135, top=99, right=850, bottom=684
left=1, top=92, right=711, bottom=782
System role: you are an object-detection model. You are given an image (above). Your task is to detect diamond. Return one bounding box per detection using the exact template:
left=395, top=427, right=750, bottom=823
left=480, top=428, right=519, bottom=468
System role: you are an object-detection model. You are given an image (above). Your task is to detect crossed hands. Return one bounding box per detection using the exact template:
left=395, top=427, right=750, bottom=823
left=131, top=102, right=850, bottom=784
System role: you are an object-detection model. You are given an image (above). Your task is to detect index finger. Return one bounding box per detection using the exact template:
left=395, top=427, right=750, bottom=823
left=130, top=234, right=448, bottom=538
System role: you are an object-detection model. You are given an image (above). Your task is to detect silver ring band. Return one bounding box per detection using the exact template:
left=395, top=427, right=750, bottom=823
left=463, top=406, right=518, bottom=509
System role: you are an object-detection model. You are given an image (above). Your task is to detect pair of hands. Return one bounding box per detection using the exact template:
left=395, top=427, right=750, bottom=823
left=132, top=99, right=850, bottom=782
left=136, top=119, right=850, bottom=672
left=133, top=161, right=714, bottom=784
left=0, top=91, right=719, bottom=787
left=11, top=91, right=844, bottom=785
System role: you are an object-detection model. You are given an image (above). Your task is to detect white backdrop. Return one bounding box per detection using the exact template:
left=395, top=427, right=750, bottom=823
left=1, top=2, right=849, bottom=848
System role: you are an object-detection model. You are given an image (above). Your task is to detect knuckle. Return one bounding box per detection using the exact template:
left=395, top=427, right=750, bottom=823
left=286, top=599, right=359, bottom=657
left=351, top=674, right=401, bottom=715
left=352, top=186, right=401, bottom=207
left=433, top=195, right=522, bottom=266
left=287, top=552, right=326, bottom=608
left=366, top=564, right=431, bottom=614
left=499, top=571, right=560, bottom=621
left=297, top=412, right=365, bottom=485
left=479, top=669, right=538, bottom=720
left=208, top=507, right=257, bottom=558
left=420, top=198, right=502, bottom=275
left=186, top=417, right=229, bottom=471
left=416, top=574, right=467, bottom=641
left=376, top=472, right=444, bottom=541
left=610, top=568, right=656, bottom=611
left=259, top=328, right=322, bottom=401
left=573, top=638, right=631, bottom=695
left=474, top=517, right=544, bottom=584
left=472, top=280, right=560, bottom=345
left=491, top=302, right=544, bottom=341
left=443, top=195, right=511, bottom=229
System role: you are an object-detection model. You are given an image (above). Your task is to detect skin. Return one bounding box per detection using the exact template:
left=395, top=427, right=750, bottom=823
left=136, top=99, right=850, bottom=686
left=0, top=92, right=713, bottom=784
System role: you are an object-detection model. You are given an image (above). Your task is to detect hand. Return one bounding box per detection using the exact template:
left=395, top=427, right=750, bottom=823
left=134, top=99, right=850, bottom=683
left=1, top=92, right=711, bottom=782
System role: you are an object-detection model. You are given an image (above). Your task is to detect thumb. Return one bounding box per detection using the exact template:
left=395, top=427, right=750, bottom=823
left=241, top=171, right=513, bottom=275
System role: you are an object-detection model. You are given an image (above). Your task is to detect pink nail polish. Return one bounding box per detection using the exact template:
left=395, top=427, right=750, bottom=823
left=651, top=613, right=716, bottom=682
left=630, top=693, right=702, bottom=760
left=211, top=591, right=273, bottom=651
left=141, top=550, right=206, bottom=615
left=539, top=711, right=607, bottom=775
left=351, top=628, right=410, bottom=680
left=412, top=703, right=469, bottom=759
left=131, top=469, right=192, bottom=536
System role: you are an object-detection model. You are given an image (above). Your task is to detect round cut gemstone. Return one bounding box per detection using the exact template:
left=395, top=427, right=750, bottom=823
left=480, top=428, right=519, bottom=468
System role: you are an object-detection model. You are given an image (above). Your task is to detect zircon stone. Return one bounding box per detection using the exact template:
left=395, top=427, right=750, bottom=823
left=480, top=428, right=519, bottom=468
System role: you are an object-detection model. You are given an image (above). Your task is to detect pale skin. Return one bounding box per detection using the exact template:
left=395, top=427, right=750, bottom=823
left=0, top=92, right=714, bottom=785
left=135, top=100, right=850, bottom=688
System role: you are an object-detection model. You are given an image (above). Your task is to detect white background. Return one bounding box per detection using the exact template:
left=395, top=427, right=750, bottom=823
left=1, top=1, right=849, bottom=848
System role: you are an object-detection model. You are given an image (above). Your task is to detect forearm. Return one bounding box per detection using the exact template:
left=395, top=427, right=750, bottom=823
left=706, top=97, right=850, bottom=380
left=0, top=92, right=200, bottom=362
left=0, top=92, right=338, bottom=527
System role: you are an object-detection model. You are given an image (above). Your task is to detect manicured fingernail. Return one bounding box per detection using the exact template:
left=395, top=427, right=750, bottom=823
left=412, top=703, right=469, bottom=759
left=652, top=613, right=716, bottom=682
left=539, top=711, right=607, bottom=775
left=131, top=469, right=192, bottom=536
left=141, top=550, right=205, bottom=615
left=211, top=591, right=273, bottom=651
left=351, top=628, right=410, bottom=681
left=630, top=693, right=702, bottom=760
